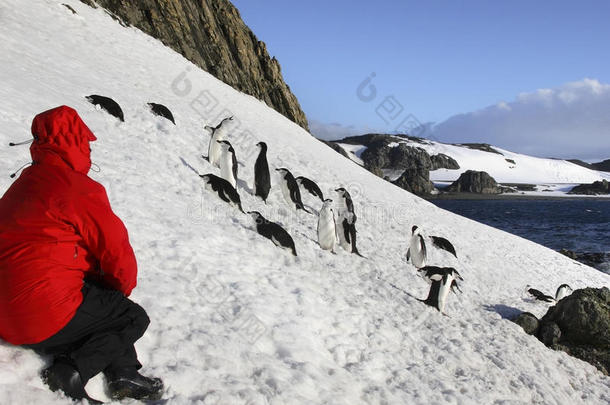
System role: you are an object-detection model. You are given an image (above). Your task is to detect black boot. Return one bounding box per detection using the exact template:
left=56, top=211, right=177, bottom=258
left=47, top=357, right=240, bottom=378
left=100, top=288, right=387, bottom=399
left=105, top=367, right=164, bottom=401
left=41, top=360, right=102, bottom=404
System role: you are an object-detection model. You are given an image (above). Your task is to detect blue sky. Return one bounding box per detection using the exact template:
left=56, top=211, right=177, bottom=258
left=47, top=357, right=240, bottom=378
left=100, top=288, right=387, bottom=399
left=232, top=0, right=610, bottom=160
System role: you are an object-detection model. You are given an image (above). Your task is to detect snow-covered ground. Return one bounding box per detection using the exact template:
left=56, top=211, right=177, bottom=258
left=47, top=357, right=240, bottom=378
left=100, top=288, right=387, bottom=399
left=338, top=138, right=610, bottom=186
left=0, top=1, right=608, bottom=404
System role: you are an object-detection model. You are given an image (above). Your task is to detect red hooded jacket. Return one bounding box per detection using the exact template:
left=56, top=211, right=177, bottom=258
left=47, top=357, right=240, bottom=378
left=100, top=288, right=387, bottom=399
left=0, top=106, right=137, bottom=345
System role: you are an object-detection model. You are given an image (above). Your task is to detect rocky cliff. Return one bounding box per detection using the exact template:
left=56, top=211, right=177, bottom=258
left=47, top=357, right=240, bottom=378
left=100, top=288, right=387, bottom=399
left=81, top=0, right=309, bottom=130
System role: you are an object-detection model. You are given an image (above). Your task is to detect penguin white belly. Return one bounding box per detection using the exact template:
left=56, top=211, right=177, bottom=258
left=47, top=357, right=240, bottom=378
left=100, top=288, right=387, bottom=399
left=280, top=179, right=293, bottom=206
left=219, top=153, right=236, bottom=188
left=409, top=235, right=427, bottom=268
left=318, top=208, right=336, bottom=250
left=334, top=213, right=348, bottom=250
left=437, top=275, right=454, bottom=313
left=209, top=133, right=223, bottom=167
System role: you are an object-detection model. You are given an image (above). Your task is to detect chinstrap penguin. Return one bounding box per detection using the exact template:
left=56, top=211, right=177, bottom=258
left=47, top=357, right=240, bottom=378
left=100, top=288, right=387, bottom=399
left=419, top=267, right=463, bottom=313
left=406, top=226, right=458, bottom=268
left=296, top=176, right=325, bottom=202
left=254, top=142, right=271, bottom=203
left=317, top=199, right=336, bottom=251
left=217, top=140, right=238, bottom=188
left=248, top=211, right=297, bottom=256
left=205, top=116, right=233, bottom=167
left=199, top=173, right=244, bottom=213
left=555, top=284, right=573, bottom=301
left=525, top=285, right=555, bottom=302
left=275, top=168, right=312, bottom=214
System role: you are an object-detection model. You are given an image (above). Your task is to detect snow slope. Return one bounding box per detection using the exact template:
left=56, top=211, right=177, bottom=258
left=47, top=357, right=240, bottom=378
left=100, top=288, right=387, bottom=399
left=0, top=1, right=608, bottom=404
left=338, top=137, right=610, bottom=185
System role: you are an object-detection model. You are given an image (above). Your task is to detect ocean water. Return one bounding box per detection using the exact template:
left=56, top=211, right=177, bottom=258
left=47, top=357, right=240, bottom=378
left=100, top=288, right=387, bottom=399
left=429, top=199, right=610, bottom=272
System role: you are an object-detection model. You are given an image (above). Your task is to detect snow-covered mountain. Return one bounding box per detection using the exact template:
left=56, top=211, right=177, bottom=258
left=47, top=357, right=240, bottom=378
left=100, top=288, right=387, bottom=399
left=334, top=135, right=610, bottom=185
left=0, top=1, right=608, bottom=404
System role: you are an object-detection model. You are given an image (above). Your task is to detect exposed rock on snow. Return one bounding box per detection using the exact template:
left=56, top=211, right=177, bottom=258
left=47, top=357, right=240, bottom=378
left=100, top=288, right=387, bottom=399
left=540, top=287, right=610, bottom=375
left=392, top=168, right=435, bottom=195
left=568, top=179, right=610, bottom=195
left=446, top=170, right=503, bottom=194
left=513, top=312, right=539, bottom=335
left=84, top=0, right=309, bottom=130
left=430, top=153, right=459, bottom=170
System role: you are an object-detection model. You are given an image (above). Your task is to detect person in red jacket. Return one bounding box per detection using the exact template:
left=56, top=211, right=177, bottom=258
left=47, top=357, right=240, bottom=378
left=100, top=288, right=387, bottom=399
left=0, top=106, right=163, bottom=403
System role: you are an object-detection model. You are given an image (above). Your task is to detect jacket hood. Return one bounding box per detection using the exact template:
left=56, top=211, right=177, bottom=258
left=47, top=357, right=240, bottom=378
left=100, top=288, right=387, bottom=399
left=30, top=105, right=97, bottom=174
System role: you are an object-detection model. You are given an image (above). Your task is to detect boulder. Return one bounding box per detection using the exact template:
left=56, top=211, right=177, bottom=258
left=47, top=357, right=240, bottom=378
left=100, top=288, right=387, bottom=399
left=512, top=312, right=539, bottom=335
left=392, top=168, right=435, bottom=195
left=568, top=179, right=609, bottom=195
left=538, top=322, right=561, bottom=346
left=446, top=170, right=502, bottom=194
left=538, top=287, right=610, bottom=374
left=84, top=0, right=309, bottom=130
left=430, top=153, right=460, bottom=170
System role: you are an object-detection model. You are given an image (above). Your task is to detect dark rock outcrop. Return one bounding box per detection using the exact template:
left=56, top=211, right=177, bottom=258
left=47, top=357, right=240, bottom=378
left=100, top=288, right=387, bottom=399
left=320, top=140, right=350, bottom=160
left=592, top=159, right=610, bottom=172
left=568, top=179, right=609, bottom=195
left=513, top=312, right=539, bottom=335
left=456, top=143, right=503, bottom=155
left=559, top=249, right=610, bottom=271
left=539, top=287, right=610, bottom=375
left=430, top=153, right=459, bottom=170
left=538, top=322, right=561, bottom=346
left=392, top=168, right=435, bottom=195
left=446, top=170, right=502, bottom=194
left=83, top=0, right=308, bottom=130
left=568, top=159, right=610, bottom=172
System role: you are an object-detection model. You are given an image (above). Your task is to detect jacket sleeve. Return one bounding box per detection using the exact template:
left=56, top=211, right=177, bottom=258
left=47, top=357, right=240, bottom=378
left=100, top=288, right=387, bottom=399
left=65, top=180, right=138, bottom=296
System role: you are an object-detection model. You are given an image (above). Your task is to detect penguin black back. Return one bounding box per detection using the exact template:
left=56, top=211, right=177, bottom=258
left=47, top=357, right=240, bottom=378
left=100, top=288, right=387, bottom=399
left=296, top=176, right=324, bottom=202
left=86, top=94, right=124, bottom=122
left=254, top=142, right=271, bottom=202
left=430, top=236, right=457, bottom=258
left=248, top=211, right=297, bottom=256
left=276, top=168, right=312, bottom=214
left=199, top=173, right=244, bottom=213
left=147, top=102, right=175, bottom=124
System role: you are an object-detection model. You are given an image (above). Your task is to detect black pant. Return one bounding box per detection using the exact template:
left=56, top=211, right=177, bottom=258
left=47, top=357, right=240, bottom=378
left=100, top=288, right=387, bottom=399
left=25, top=282, right=150, bottom=382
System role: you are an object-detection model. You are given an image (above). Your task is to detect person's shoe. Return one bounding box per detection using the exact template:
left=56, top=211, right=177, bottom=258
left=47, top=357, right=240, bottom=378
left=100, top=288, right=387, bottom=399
left=41, top=361, right=102, bottom=404
left=105, top=367, right=164, bottom=400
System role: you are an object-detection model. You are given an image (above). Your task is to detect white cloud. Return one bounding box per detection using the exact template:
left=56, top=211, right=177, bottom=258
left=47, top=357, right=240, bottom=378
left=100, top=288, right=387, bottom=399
left=431, top=79, right=610, bottom=161
left=308, top=120, right=381, bottom=141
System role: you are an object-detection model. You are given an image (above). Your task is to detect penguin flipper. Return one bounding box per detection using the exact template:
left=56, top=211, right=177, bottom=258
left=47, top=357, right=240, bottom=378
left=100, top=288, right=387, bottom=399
left=406, top=248, right=411, bottom=262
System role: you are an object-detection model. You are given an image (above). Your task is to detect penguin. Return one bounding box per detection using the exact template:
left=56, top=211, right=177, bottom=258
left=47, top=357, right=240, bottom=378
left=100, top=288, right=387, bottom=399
left=275, top=168, right=312, bottom=214
left=555, top=284, right=573, bottom=301
left=419, top=267, right=463, bottom=313
left=86, top=94, right=124, bottom=122
left=340, top=217, right=365, bottom=257
left=248, top=211, right=297, bottom=256
left=296, top=176, right=324, bottom=202
left=147, top=102, right=175, bottom=124
left=406, top=226, right=458, bottom=268
left=217, top=140, right=238, bottom=188
left=254, top=142, right=271, bottom=203
left=199, top=173, right=244, bottom=213
left=406, top=226, right=427, bottom=268
left=525, top=285, right=555, bottom=302
left=317, top=199, right=337, bottom=251
left=335, top=187, right=356, bottom=223
left=335, top=187, right=357, bottom=250
left=205, top=116, right=233, bottom=167
left=429, top=236, right=457, bottom=258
